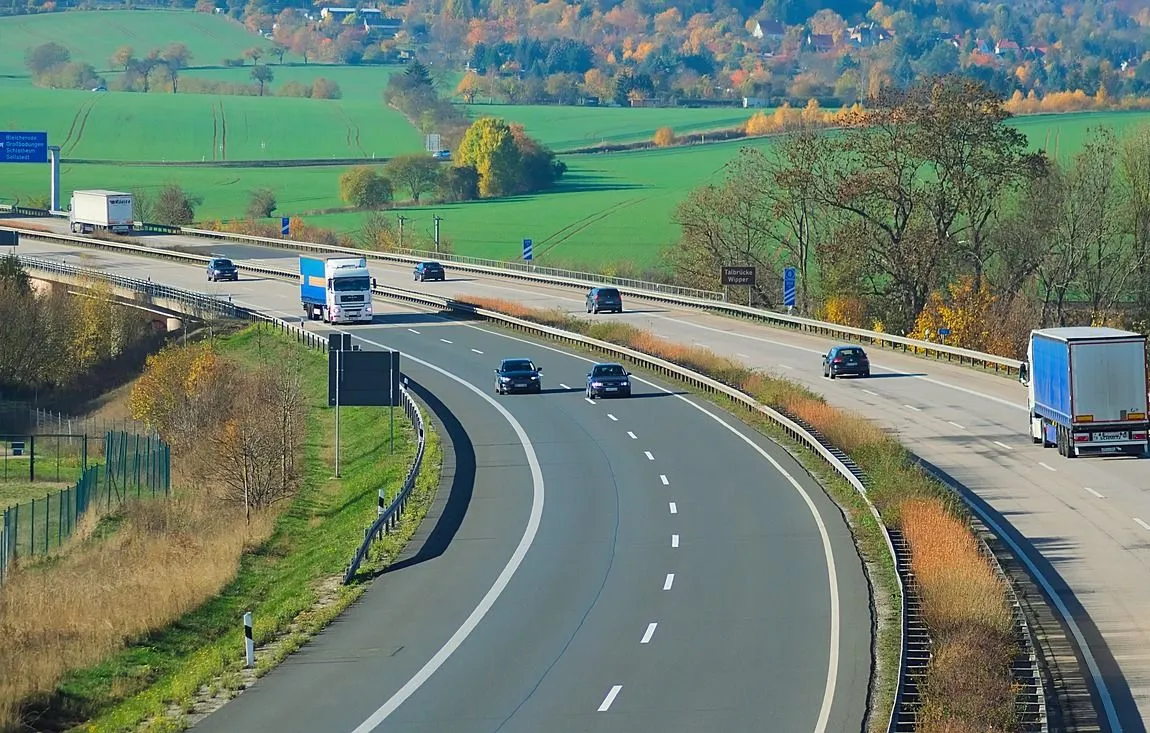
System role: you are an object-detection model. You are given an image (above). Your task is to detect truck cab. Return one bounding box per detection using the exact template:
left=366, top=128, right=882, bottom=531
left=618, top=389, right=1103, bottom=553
left=300, top=256, right=373, bottom=324
left=1021, top=327, right=1149, bottom=458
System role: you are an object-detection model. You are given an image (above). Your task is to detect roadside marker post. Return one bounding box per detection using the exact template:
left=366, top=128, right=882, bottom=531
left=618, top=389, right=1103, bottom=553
left=243, top=611, right=254, bottom=668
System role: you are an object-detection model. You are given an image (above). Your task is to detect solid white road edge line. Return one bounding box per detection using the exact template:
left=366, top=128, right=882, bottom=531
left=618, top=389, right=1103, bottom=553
left=641, top=623, right=658, bottom=644
left=598, top=685, right=623, bottom=712
left=341, top=331, right=546, bottom=733
left=464, top=322, right=844, bottom=733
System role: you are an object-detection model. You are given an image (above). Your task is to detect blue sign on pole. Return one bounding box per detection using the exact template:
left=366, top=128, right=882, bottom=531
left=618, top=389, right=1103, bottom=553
left=783, top=267, right=797, bottom=308
left=523, top=238, right=533, bottom=261
left=938, top=327, right=951, bottom=337
left=281, top=216, right=290, bottom=236
left=0, top=131, right=48, bottom=163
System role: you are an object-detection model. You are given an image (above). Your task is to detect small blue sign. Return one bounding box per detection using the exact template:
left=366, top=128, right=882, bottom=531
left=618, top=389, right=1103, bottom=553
left=523, top=238, right=533, bottom=261
left=0, top=131, right=48, bottom=163
left=783, top=267, right=797, bottom=307
left=281, top=216, right=290, bottom=236
left=938, top=327, right=951, bottom=336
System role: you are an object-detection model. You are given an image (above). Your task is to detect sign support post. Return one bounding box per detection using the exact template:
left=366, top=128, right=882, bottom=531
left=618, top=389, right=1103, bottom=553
left=334, top=346, right=341, bottom=478
left=48, top=146, right=61, bottom=213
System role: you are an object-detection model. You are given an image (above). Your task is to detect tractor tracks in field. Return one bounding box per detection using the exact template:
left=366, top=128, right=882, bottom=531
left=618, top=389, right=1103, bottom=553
left=210, top=99, right=229, bottom=161
left=60, top=96, right=101, bottom=156
left=533, top=196, right=648, bottom=260
left=335, top=104, right=365, bottom=157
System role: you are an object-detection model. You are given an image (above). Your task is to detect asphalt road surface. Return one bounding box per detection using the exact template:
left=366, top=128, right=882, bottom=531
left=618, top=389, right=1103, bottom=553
left=9, top=233, right=873, bottom=732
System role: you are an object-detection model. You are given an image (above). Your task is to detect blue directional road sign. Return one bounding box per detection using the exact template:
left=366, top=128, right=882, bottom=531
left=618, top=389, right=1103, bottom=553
left=938, top=327, right=951, bottom=337
left=281, top=217, right=290, bottom=236
left=783, top=267, right=797, bottom=307
left=0, top=131, right=48, bottom=163
left=523, top=238, right=533, bottom=261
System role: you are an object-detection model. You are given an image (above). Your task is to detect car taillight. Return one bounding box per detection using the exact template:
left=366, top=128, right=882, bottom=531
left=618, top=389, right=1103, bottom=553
left=832, top=358, right=843, bottom=364
left=1074, top=434, right=1089, bottom=442
left=1133, top=432, right=1147, bottom=440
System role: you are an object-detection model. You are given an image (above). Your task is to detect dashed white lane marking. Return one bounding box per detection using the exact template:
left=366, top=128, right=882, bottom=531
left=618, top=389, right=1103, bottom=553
left=1084, top=487, right=1105, bottom=499
left=660, top=474, right=669, bottom=485
left=1135, top=518, right=1150, bottom=531
left=559, top=383, right=570, bottom=389
left=862, top=389, right=879, bottom=396
left=669, top=502, right=678, bottom=514
left=663, top=573, right=675, bottom=590
left=440, top=338, right=453, bottom=344
left=904, top=404, right=921, bottom=412
left=778, top=364, right=794, bottom=370
left=671, top=534, right=679, bottom=548
left=584, top=398, right=595, bottom=405
left=736, top=352, right=750, bottom=359
left=608, top=414, right=618, bottom=421
left=640, top=623, right=658, bottom=644
left=627, top=431, right=638, bottom=439
left=598, top=685, right=622, bottom=712
left=1039, top=462, right=1057, bottom=472
left=471, top=348, right=483, bottom=354
left=644, top=451, right=655, bottom=461
left=948, top=421, right=966, bottom=430
left=407, top=328, right=421, bottom=334
left=993, top=441, right=1013, bottom=451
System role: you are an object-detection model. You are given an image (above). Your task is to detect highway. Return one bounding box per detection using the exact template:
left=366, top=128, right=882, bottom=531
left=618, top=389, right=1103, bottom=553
left=15, top=221, right=1150, bottom=728
left=10, top=233, right=873, bottom=732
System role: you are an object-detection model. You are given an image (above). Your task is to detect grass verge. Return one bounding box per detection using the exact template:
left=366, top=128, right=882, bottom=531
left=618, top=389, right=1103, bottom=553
left=458, top=296, right=1017, bottom=733
left=0, top=324, right=443, bottom=732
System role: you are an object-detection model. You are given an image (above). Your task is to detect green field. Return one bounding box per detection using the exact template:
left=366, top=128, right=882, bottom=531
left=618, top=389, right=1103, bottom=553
left=0, top=10, right=274, bottom=77
left=463, top=104, right=759, bottom=151
left=183, top=64, right=402, bottom=102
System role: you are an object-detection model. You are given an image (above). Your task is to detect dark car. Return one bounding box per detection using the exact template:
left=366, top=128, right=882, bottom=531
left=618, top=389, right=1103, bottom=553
left=207, top=257, right=238, bottom=282
left=494, top=358, right=543, bottom=394
left=414, top=261, right=446, bottom=282
left=822, top=345, right=870, bottom=379
left=586, top=362, right=632, bottom=398
left=586, top=287, right=623, bottom=314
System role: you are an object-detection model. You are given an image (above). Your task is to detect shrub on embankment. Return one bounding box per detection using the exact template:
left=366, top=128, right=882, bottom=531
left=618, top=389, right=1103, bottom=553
left=458, top=296, right=1018, bottom=733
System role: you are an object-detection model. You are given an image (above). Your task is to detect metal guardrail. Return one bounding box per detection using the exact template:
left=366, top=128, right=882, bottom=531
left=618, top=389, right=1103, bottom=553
left=14, top=230, right=1047, bottom=732
left=0, top=208, right=1025, bottom=375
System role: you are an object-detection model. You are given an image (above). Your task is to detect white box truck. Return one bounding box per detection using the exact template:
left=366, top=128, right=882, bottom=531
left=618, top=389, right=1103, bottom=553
left=1020, top=327, right=1149, bottom=457
left=69, top=190, right=134, bottom=234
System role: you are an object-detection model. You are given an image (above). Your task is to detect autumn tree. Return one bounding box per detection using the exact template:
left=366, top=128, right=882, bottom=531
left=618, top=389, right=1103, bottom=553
left=129, top=343, right=233, bottom=451
left=456, top=72, right=482, bottom=103
left=339, top=166, right=393, bottom=208
left=1120, top=124, right=1150, bottom=327
left=654, top=126, right=676, bottom=147
left=385, top=153, right=441, bottom=203
left=160, top=43, right=192, bottom=93
left=457, top=117, right=521, bottom=197
left=251, top=64, right=274, bottom=95
left=438, top=165, right=480, bottom=202
left=110, top=45, right=135, bottom=72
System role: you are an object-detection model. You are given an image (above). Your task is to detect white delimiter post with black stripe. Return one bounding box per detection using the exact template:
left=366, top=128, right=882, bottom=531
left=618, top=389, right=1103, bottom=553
left=244, top=611, right=254, bottom=668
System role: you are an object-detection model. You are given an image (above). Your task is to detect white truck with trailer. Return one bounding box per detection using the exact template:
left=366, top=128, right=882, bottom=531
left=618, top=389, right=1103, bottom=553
left=299, top=255, right=374, bottom=324
left=1020, top=327, right=1149, bottom=458
left=69, top=190, right=134, bottom=234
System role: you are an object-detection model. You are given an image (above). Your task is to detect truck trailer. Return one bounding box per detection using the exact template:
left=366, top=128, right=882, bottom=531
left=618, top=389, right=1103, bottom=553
left=69, top=190, right=134, bottom=234
left=300, top=255, right=374, bottom=324
left=1021, top=327, right=1149, bottom=458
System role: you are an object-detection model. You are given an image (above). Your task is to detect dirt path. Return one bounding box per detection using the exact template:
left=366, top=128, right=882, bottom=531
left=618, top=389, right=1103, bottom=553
left=210, top=101, right=219, bottom=161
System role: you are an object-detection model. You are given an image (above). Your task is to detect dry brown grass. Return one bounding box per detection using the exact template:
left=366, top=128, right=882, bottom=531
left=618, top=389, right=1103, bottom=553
left=0, top=496, right=275, bottom=728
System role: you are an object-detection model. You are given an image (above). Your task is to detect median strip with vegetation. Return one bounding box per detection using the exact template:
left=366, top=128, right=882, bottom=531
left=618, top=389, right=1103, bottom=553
left=0, top=324, right=442, bottom=732
left=459, top=296, right=1018, bottom=733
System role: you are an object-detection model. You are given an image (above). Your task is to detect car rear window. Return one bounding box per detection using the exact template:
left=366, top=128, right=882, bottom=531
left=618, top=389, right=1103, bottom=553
left=838, top=348, right=864, bottom=356
left=597, top=288, right=620, bottom=298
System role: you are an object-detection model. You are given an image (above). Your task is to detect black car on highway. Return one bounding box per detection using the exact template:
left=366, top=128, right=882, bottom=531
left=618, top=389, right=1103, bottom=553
left=586, top=286, right=623, bottom=314
left=494, top=358, right=543, bottom=394
left=822, top=345, right=871, bottom=379
left=586, top=362, right=632, bottom=398
left=206, top=257, right=238, bottom=282
left=414, top=261, right=446, bottom=282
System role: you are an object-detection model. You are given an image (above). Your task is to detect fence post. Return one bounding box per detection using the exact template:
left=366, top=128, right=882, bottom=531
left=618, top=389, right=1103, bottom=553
left=44, top=493, right=49, bottom=555
left=28, top=434, right=34, bottom=482
left=30, top=498, right=36, bottom=558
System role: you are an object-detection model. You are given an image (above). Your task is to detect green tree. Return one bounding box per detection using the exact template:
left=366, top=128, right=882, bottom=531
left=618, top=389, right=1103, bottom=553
left=0, top=252, right=30, bottom=294
left=457, top=117, right=521, bottom=198
left=251, top=64, right=274, bottom=95
left=339, top=166, right=394, bottom=208
left=24, top=42, right=70, bottom=76
left=160, top=43, right=192, bottom=93
left=385, top=154, right=441, bottom=203
left=438, top=165, right=480, bottom=202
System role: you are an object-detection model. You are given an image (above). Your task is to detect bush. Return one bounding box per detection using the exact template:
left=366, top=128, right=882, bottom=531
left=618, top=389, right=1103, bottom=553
left=339, top=166, right=393, bottom=208
left=247, top=188, right=277, bottom=219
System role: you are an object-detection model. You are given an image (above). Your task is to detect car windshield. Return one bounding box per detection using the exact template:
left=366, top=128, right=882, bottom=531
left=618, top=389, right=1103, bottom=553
left=594, top=365, right=626, bottom=376
left=332, top=276, right=370, bottom=291
left=502, top=360, right=535, bottom=372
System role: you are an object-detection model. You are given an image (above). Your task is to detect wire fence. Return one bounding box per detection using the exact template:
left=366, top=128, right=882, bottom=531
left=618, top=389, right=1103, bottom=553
left=0, top=431, right=171, bottom=585
left=0, top=406, right=154, bottom=439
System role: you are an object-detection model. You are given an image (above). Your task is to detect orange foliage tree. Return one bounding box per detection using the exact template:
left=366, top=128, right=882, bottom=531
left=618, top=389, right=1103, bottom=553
left=653, top=126, right=675, bottom=146
left=909, top=276, right=996, bottom=350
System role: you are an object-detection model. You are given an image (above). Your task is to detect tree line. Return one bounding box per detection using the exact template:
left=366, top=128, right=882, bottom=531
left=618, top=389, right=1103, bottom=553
left=0, top=255, right=157, bottom=399
left=669, top=74, right=1150, bottom=358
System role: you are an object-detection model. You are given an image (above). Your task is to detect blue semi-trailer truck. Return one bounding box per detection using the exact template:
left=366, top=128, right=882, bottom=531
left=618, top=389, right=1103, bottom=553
left=299, top=255, right=374, bottom=324
left=1020, top=327, right=1149, bottom=458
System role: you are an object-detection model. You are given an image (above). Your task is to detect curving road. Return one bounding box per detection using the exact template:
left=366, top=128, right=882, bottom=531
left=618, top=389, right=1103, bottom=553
left=11, top=234, right=873, bottom=732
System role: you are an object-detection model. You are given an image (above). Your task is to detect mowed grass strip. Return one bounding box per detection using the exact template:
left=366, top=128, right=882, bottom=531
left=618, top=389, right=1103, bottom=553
left=456, top=295, right=1018, bottom=731
left=0, top=325, right=440, bottom=732
left=0, top=10, right=272, bottom=76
